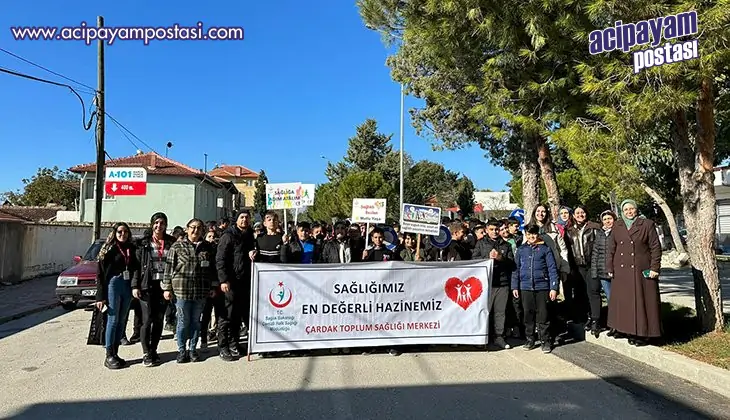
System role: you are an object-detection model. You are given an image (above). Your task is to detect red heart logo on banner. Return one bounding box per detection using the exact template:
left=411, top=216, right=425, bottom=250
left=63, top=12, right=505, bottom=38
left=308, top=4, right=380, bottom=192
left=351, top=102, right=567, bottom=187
left=444, top=277, right=483, bottom=310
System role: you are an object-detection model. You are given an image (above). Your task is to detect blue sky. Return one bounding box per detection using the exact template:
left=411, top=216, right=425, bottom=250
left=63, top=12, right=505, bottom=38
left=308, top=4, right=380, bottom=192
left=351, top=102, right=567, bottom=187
left=0, top=0, right=511, bottom=196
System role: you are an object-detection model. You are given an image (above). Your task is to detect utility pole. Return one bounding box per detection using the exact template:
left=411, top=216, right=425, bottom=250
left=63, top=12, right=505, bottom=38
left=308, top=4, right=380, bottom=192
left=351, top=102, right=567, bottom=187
left=399, top=83, right=405, bottom=226
left=92, top=15, right=105, bottom=241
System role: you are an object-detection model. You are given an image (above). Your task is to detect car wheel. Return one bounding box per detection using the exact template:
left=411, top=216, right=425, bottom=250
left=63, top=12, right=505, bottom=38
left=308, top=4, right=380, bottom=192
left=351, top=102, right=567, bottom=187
left=61, top=302, right=77, bottom=311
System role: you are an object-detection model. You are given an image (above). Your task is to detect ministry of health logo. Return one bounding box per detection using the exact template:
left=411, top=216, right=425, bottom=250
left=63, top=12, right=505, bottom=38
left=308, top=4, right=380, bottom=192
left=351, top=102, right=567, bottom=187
left=269, top=281, right=293, bottom=309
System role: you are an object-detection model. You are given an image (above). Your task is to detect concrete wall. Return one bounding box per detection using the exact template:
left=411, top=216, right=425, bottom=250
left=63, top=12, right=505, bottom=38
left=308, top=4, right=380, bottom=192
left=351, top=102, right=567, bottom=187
left=0, top=222, right=147, bottom=283
left=80, top=175, right=196, bottom=228
left=0, top=221, right=24, bottom=283
left=20, top=224, right=98, bottom=279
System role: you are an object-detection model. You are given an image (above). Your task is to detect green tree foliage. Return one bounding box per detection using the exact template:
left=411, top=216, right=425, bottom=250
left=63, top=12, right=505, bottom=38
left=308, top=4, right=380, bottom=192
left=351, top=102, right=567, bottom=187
left=403, top=161, right=459, bottom=205
left=455, top=177, right=476, bottom=218
left=510, top=168, right=617, bottom=220
left=552, top=0, right=729, bottom=333
left=308, top=171, right=397, bottom=221
left=325, top=119, right=399, bottom=184
left=3, top=166, right=79, bottom=209
left=253, top=170, right=268, bottom=219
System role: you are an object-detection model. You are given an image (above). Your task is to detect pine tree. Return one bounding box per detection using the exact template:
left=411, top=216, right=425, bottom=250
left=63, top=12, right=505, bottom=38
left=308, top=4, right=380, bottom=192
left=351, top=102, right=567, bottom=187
left=253, top=170, right=268, bottom=219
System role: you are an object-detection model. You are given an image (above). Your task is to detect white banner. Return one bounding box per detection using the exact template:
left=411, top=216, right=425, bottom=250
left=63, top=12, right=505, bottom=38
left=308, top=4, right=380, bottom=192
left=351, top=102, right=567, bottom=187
left=249, top=260, right=492, bottom=353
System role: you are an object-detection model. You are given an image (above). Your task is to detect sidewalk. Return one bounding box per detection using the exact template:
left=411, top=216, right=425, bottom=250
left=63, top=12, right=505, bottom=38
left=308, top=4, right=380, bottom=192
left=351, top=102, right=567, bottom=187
left=0, top=275, right=59, bottom=324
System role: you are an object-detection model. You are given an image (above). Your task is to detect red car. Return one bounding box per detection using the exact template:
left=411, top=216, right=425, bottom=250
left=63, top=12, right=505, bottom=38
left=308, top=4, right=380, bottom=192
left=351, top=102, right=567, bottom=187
left=55, top=239, right=105, bottom=310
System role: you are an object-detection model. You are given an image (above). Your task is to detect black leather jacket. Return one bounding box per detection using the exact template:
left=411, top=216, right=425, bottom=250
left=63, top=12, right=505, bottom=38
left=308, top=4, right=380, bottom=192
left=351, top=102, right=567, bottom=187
left=566, top=222, right=601, bottom=267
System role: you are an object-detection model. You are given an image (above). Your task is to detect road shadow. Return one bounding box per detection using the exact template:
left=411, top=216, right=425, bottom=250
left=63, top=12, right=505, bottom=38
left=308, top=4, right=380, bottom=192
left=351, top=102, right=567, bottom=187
left=5, top=378, right=713, bottom=420
left=0, top=307, right=68, bottom=340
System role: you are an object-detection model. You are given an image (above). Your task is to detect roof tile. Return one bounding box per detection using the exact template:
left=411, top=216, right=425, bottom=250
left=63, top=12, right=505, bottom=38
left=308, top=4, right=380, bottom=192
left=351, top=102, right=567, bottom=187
left=209, top=165, right=258, bottom=178
left=69, top=152, right=205, bottom=177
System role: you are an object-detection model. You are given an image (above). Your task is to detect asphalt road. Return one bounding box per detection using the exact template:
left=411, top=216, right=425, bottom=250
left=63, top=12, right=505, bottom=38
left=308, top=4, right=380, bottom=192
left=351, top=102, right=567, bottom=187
left=1, top=308, right=729, bottom=419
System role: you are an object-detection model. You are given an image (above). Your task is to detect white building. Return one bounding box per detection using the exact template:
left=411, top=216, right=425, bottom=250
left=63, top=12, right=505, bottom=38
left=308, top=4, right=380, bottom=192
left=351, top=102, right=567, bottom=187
left=473, top=191, right=519, bottom=212
left=714, top=166, right=730, bottom=242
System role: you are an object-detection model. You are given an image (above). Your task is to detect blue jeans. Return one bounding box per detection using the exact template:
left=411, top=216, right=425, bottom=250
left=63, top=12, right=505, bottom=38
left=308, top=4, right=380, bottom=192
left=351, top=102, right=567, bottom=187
left=175, top=299, right=205, bottom=353
left=601, top=279, right=612, bottom=302
left=105, top=274, right=132, bottom=350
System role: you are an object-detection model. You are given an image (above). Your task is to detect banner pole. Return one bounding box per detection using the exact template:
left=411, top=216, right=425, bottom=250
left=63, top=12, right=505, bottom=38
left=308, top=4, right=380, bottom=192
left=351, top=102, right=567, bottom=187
left=295, top=207, right=299, bottom=225
left=416, top=233, right=421, bottom=261
left=284, top=210, right=287, bottom=231
left=365, top=223, right=369, bottom=249
left=247, top=260, right=255, bottom=362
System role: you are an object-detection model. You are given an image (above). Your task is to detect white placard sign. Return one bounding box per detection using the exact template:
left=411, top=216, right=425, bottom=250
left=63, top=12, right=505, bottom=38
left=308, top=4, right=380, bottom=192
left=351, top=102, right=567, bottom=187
left=248, top=260, right=492, bottom=353
left=301, top=184, right=316, bottom=206
left=401, top=203, right=442, bottom=236
left=266, top=182, right=302, bottom=210
left=351, top=198, right=387, bottom=224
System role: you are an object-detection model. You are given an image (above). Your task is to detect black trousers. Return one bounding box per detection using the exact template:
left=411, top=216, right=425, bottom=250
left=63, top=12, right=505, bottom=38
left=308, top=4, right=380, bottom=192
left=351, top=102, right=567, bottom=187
left=564, top=266, right=590, bottom=322
left=215, top=285, right=250, bottom=350
left=139, top=290, right=165, bottom=354
left=588, top=276, right=604, bottom=322
left=123, top=298, right=142, bottom=339
left=201, top=296, right=215, bottom=337
left=488, top=286, right=509, bottom=337
left=165, top=297, right=177, bottom=325
left=522, top=290, right=551, bottom=342
left=506, top=290, right=524, bottom=332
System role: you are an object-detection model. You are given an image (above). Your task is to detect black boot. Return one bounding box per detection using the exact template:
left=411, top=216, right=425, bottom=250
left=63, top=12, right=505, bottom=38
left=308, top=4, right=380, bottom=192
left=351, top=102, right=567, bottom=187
left=104, top=348, right=122, bottom=369
left=606, top=328, right=617, bottom=337
left=113, top=344, right=127, bottom=367
left=590, top=320, right=600, bottom=338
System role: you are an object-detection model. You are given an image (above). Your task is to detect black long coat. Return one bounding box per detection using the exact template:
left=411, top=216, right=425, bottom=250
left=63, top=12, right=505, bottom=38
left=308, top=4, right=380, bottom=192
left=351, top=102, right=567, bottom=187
left=606, top=218, right=663, bottom=337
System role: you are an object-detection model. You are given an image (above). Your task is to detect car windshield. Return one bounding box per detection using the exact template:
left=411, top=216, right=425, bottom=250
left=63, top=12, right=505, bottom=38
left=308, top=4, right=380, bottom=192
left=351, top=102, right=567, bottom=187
left=82, top=242, right=104, bottom=261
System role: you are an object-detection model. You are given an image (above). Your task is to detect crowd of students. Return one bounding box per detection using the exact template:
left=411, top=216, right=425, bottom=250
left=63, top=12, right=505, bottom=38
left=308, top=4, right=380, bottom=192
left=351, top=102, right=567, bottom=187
left=94, top=198, right=662, bottom=370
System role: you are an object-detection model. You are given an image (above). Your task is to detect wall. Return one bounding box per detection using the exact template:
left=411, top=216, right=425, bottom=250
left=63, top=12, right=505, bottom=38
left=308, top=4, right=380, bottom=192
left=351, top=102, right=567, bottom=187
left=21, top=224, right=98, bottom=279
left=56, top=210, right=80, bottom=222
left=81, top=175, right=195, bottom=228
left=0, top=221, right=24, bottom=283
left=194, top=182, right=223, bottom=222
left=0, top=223, right=147, bottom=283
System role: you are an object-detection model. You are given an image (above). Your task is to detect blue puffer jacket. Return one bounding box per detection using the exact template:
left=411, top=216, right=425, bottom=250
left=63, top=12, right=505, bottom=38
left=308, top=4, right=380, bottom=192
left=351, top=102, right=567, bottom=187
left=511, top=241, right=559, bottom=291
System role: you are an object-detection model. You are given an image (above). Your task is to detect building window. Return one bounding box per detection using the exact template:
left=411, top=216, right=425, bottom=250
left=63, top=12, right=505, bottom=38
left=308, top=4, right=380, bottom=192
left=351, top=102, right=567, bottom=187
left=84, top=179, right=115, bottom=200
left=84, top=179, right=94, bottom=200
left=247, top=179, right=254, bottom=187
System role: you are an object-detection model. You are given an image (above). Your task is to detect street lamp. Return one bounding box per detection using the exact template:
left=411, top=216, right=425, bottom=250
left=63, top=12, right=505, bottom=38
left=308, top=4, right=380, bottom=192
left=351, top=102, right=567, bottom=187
left=399, top=84, right=405, bottom=226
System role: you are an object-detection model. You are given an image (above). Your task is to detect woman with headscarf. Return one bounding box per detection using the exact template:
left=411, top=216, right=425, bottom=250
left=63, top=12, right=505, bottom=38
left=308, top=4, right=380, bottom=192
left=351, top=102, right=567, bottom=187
left=606, top=199, right=662, bottom=346
left=589, top=210, right=617, bottom=337
left=556, top=206, right=573, bottom=237
left=95, top=222, right=141, bottom=369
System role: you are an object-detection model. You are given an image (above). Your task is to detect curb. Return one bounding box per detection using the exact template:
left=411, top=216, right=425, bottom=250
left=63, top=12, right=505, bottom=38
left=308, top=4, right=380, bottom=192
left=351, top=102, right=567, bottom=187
left=567, top=324, right=730, bottom=399
left=0, top=302, right=61, bottom=326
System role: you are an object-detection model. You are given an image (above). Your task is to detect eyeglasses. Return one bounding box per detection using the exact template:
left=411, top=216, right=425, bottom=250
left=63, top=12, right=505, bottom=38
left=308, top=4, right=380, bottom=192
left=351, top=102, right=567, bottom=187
left=189, top=225, right=204, bottom=230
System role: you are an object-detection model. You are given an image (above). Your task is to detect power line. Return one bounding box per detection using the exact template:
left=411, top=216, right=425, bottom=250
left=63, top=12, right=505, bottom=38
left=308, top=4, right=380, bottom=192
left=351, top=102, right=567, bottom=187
left=0, top=47, right=97, bottom=94
left=0, top=66, right=95, bottom=130
left=107, top=114, right=141, bottom=151
left=104, top=111, right=159, bottom=154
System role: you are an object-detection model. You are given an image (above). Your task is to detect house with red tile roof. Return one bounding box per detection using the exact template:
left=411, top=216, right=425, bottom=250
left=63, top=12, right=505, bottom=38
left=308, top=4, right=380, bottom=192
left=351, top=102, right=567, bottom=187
left=69, top=152, right=239, bottom=227
left=0, top=205, right=66, bottom=222
left=209, top=164, right=259, bottom=208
